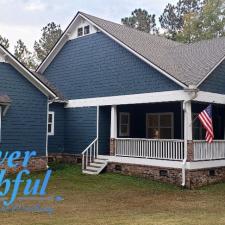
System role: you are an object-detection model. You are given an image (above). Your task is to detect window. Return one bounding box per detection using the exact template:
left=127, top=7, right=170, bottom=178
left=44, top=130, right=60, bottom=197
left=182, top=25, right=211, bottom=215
left=84, top=25, right=90, bottom=35
left=193, top=113, right=205, bottom=140
left=119, top=112, right=130, bottom=137
left=146, top=113, right=173, bottom=139
left=48, top=112, right=54, bottom=136
left=77, top=27, right=83, bottom=37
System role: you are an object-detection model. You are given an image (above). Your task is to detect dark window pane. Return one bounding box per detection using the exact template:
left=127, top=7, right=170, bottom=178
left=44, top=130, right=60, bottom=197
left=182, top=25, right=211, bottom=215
left=121, top=114, right=129, bottom=124
left=78, top=27, right=83, bottom=36
left=84, top=25, right=90, bottom=35
left=148, top=128, right=160, bottom=139
left=160, top=114, right=172, bottom=127
left=48, top=124, right=52, bottom=133
left=48, top=114, right=52, bottom=123
left=148, top=115, right=158, bottom=127
left=121, top=125, right=128, bottom=134
left=160, top=128, right=172, bottom=139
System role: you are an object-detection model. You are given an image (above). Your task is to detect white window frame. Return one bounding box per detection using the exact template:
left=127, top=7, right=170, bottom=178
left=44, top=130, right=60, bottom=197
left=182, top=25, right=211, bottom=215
left=119, top=112, right=130, bottom=137
left=146, top=112, right=174, bottom=139
left=48, top=111, right=55, bottom=136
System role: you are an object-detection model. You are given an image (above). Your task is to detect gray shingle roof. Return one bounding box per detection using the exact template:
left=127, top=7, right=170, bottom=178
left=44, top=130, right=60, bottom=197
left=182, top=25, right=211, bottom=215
left=0, top=94, right=11, bottom=104
left=32, top=72, right=66, bottom=101
left=81, top=12, right=225, bottom=86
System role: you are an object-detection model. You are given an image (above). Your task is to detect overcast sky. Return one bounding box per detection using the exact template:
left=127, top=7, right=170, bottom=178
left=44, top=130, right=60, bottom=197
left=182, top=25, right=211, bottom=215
left=0, top=0, right=177, bottom=52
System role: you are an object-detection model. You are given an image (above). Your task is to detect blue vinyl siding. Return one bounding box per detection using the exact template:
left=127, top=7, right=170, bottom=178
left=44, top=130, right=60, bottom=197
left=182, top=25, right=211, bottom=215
left=64, top=107, right=97, bottom=154
left=48, top=103, right=65, bottom=153
left=200, top=59, right=225, bottom=94
left=0, top=63, right=47, bottom=155
left=44, top=32, right=181, bottom=100
left=99, top=106, right=111, bottom=155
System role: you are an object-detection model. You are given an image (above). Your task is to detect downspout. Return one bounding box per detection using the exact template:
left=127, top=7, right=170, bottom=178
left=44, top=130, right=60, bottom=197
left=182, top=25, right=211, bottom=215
left=182, top=86, right=198, bottom=187
left=46, top=97, right=58, bottom=168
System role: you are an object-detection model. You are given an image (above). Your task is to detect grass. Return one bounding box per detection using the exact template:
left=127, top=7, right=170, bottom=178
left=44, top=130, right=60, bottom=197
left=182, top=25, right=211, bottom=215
left=1, top=163, right=225, bottom=225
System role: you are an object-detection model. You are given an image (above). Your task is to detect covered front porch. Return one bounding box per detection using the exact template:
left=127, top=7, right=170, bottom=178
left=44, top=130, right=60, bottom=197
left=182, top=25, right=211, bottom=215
left=80, top=90, right=225, bottom=187
left=108, top=102, right=225, bottom=162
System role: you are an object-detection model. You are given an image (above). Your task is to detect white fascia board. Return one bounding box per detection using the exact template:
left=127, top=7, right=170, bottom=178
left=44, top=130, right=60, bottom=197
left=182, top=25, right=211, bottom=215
left=196, top=55, right=225, bottom=87
left=187, top=160, right=225, bottom=170
left=107, top=156, right=183, bottom=168
left=194, top=91, right=225, bottom=104
left=102, top=155, right=225, bottom=170
left=0, top=47, right=56, bottom=98
left=37, top=12, right=187, bottom=89
left=66, top=90, right=188, bottom=108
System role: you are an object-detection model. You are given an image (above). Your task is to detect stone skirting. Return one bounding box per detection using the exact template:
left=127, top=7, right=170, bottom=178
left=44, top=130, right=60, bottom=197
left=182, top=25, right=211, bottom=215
left=186, top=167, right=225, bottom=189
left=0, top=157, right=48, bottom=175
left=107, top=162, right=225, bottom=189
left=48, top=153, right=82, bottom=164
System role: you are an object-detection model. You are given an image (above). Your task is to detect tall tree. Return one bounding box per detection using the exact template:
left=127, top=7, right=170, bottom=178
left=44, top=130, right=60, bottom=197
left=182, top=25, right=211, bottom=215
left=176, top=0, right=225, bottom=43
left=14, top=39, right=36, bottom=70
left=121, top=9, right=158, bottom=34
left=0, top=35, right=10, bottom=49
left=34, top=22, right=62, bottom=62
left=159, top=0, right=202, bottom=40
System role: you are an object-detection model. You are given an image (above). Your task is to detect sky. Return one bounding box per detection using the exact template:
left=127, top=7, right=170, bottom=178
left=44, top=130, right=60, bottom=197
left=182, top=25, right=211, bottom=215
left=0, top=0, right=177, bottom=52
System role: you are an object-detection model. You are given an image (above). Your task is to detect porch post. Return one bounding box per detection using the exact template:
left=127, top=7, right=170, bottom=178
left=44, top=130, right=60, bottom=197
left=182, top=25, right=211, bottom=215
left=184, top=101, right=193, bottom=162
left=110, top=105, right=117, bottom=155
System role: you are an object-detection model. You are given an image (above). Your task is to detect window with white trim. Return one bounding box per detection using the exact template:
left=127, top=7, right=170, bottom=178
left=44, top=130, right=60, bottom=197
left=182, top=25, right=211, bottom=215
left=119, top=112, right=130, bottom=137
left=48, top=112, right=54, bottom=136
left=77, top=27, right=83, bottom=37
left=146, top=113, right=174, bottom=139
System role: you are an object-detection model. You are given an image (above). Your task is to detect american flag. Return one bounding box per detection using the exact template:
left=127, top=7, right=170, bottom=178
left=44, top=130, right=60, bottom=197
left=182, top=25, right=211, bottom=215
left=198, top=105, right=214, bottom=143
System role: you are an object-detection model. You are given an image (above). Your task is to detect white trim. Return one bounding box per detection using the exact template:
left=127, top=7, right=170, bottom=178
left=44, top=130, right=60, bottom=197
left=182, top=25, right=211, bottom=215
left=37, top=12, right=187, bottom=88
left=0, top=46, right=56, bottom=98
left=47, top=111, right=55, bottom=136
left=187, top=160, right=225, bottom=170
left=110, top=105, right=117, bottom=139
left=65, top=90, right=225, bottom=108
left=99, top=155, right=225, bottom=170
left=119, top=112, right=130, bottom=137
left=197, top=54, right=225, bottom=87
left=194, top=91, right=225, bottom=104
left=146, top=112, right=174, bottom=139
left=66, top=90, right=188, bottom=108
left=105, top=155, right=183, bottom=168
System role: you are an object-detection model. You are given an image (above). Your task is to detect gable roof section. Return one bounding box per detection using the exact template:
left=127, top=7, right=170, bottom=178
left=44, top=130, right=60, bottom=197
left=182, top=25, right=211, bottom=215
left=0, top=44, right=57, bottom=98
left=37, top=11, right=225, bottom=88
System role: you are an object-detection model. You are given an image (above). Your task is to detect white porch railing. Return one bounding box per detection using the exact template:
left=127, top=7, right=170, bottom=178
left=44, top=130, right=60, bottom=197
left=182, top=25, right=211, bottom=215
left=115, top=138, right=184, bottom=161
left=194, top=140, right=225, bottom=161
left=81, top=138, right=98, bottom=170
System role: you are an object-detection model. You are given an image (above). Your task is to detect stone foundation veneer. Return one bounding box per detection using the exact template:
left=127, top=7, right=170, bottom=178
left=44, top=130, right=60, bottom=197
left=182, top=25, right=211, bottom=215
left=110, top=139, right=116, bottom=156
left=48, top=153, right=82, bottom=164
left=187, top=140, right=194, bottom=162
left=107, top=162, right=225, bottom=189
left=0, top=157, right=48, bottom=175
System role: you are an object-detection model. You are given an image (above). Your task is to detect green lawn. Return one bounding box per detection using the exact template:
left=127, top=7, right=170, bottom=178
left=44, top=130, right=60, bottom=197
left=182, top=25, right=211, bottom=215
left=1, top=163, right=225, bottom=225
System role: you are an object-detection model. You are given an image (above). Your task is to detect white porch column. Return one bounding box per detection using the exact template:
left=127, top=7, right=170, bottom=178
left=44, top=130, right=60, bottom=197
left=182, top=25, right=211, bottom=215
left=184, top=101, right=192, bottom=141
left=110, top=105, right=117, bottom=139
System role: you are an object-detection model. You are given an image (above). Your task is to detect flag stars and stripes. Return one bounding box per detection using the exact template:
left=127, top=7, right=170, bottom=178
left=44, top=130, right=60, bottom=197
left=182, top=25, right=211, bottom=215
left=198, top=105, right=214, bottom=143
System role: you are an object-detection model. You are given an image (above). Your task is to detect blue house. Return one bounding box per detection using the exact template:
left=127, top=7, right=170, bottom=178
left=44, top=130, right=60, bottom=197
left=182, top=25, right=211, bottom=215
left=0, top=45, right=57, bottom=170
left=3, top=11, right=225, bottom=188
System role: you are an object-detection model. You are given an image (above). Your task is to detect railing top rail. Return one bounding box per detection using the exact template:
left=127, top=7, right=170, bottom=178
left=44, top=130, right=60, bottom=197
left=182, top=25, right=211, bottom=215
left=193, top=140, right=225, bottom=143
left=81, top=138, right=98, bottom=155
left=115, top=138, right=184, bottom=142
